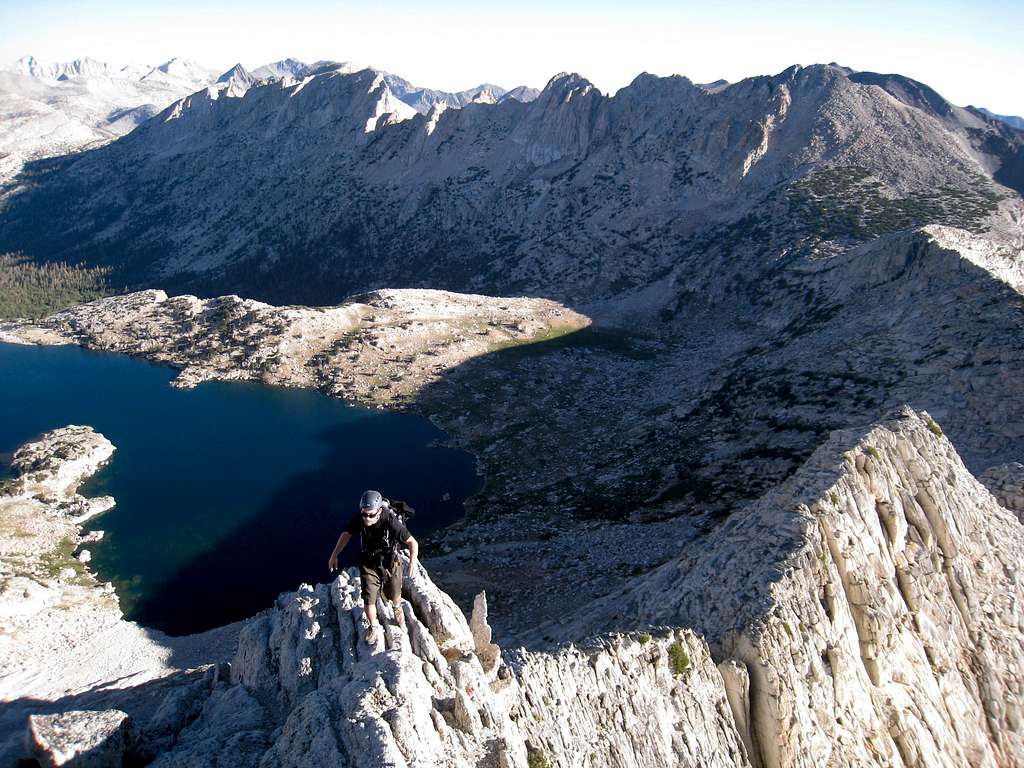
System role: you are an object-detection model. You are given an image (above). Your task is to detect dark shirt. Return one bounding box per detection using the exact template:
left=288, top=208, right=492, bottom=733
left=344, top=508, right=411, bottom=568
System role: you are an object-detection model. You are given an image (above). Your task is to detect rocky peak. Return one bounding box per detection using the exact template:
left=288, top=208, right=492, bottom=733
left=533, top=407, right=1024, bottom=766
left=460, top=83, right=507, bottom=104
left=612, top=71, right=705, bottom=119
left=250, top=57, right=308, bottom=80
left=147, top=65, right=418, bottom=147
left=511, top=71, right=606, bottom=164
left=215, top=62, right=255, bottom=87
left=538, top=71, right=598, bottom=103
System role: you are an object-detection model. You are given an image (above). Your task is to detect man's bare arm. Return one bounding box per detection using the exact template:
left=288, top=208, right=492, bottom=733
left=405, top=535, right=419, bottom=577
left=328, top=531, right=352, bottom=572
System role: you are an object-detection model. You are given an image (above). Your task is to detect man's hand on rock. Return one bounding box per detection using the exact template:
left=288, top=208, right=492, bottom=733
left=328, top=555, right=337, bottom=572
left=408, top=559, right=419, bottom=579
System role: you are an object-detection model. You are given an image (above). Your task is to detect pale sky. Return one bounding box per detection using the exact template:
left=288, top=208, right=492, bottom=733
left=1, top=0, right=1022, bottom=115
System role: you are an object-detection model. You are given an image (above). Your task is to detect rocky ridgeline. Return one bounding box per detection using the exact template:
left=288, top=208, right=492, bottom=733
left=21, top=556, right=749, bottom=767
left=0, top=288, right=587, bottom=406
left=552, top=407, right=1024, bottom=767
left=12, top=409, right=1022, bottom=767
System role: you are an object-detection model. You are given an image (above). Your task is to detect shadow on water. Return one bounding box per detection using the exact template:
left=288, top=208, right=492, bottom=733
left=131, top=418, right=480, bottom=636
left=0, top=342, right=481, bottom=637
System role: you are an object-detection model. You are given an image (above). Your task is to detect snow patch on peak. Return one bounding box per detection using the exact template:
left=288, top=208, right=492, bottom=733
left=287, top=75, right=315, bottom=97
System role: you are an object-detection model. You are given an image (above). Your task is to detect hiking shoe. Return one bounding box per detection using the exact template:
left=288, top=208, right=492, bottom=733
left=394, top=605, right=405, bottom=629
left=365, top=624, right=379, bottom=644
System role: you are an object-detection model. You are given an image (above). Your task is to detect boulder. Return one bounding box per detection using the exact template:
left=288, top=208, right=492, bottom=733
left=27, top=709, right=133, bottom=767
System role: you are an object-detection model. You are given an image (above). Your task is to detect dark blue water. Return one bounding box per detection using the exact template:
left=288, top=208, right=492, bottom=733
left=0, top=342, right=481, bottom=635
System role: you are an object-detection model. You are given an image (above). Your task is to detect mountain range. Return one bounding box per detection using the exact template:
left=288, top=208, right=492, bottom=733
left=0, top=54, right=540, bottom=184
left=1, top=62, right=1020, bottom=309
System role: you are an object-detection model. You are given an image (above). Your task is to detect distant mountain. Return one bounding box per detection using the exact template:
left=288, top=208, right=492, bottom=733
left=140, top=57, right=221, bottom=91
left=379, top=73, right=543, bottom=113
left=1, top=63, right=1019, bottom=309
left=499, top=85, right=541, bottom=103
left=0, top=51, right=540, bottom=179
left=300, top=60, right=364, bottom=77
left=381, top=73, right=494, bottom=112
left=217, top=63, right=252, bottom=84
left=216, top=63, right=256, bottom=93
left=5, top=55, right=113, bottom=81
left=243, top=56, right=538, bottom=113
left=0, top=55, right=221, bottom=181
left=251, top=58, right=307, bottom=80
left=116, top=62, right=153, bottom=80
left=975, top=107, right=1024, bottom=131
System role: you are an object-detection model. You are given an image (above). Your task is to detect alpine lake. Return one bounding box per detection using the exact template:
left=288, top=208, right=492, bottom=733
left=0, top=342, right=481, bottom=635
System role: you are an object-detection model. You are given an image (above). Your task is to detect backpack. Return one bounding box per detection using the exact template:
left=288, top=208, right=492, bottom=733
left=363, top=500, right=415, bottom=572
left=387, top=499, right=416, bottom=524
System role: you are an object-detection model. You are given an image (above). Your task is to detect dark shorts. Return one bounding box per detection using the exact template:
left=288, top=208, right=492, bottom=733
left=359, top=559, right=402, bottom=606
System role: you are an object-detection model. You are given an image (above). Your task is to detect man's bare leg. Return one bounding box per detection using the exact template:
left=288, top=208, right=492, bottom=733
left=365, top=601, right=380, bottom=642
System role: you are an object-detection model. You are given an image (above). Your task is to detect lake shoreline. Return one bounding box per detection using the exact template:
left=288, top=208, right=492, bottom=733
left=0, top=426, right=243, bottom=761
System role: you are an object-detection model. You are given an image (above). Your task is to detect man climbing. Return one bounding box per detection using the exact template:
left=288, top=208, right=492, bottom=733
left=327, top=489, right=419, bottom=644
